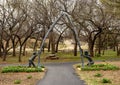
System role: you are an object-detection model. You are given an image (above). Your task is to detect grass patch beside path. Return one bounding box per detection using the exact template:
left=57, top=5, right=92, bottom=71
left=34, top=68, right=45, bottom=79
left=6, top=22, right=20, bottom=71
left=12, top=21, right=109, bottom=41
left=1, top=66, right=45, bottom=73
left=74, top=61, right=120, bottom=85
left=0, top=66, right=46, bottom=85
left=77, top=63, right=119, bottom=71
left=0, top=72, right=45, bottom=85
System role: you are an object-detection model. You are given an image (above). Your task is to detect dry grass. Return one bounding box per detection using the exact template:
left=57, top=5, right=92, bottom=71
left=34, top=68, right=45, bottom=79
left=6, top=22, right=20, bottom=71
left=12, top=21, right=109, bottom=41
left=74, top=61, right=120, bottom=85
left=0, top=69, right=45, bottom=85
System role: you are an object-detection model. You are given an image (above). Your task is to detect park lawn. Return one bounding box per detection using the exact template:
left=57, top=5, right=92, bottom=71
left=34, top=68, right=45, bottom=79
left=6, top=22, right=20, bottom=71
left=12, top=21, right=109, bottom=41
left=0, top=67, right=45, bottom=85
left=0, top=50, right=120, bottom=85
left=0, top=51, right=81, bottom=64
left=0, top=50, right=120, bottom=64
left=74, top=61, right=120, bottom=85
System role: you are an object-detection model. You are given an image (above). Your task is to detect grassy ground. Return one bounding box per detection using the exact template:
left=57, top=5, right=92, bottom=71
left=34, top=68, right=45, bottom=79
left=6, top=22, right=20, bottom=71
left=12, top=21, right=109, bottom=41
left=0, top=64, right=46, bottom=85
left=0, top=51, right=81, bottom=64
left=93, top=50, right=120, bottom=61
left=0, top=50, right=120, bottom=64
left=0, top=71, right=45, bottom=85
left=74, top=61, right=120, bottom=85
left=0, top=50, right=120, bottom=85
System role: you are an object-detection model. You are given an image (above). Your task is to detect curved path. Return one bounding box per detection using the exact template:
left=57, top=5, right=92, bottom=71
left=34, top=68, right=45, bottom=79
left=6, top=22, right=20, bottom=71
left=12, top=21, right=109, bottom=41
left=36, top=62, right=86, bottom=85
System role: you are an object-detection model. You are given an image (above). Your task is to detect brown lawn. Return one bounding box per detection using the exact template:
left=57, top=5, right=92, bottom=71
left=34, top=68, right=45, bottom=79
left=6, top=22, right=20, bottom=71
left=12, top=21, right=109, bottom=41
left=0, top=70, right=45, bottom=85
left=74, top=61, right=120, bottom=85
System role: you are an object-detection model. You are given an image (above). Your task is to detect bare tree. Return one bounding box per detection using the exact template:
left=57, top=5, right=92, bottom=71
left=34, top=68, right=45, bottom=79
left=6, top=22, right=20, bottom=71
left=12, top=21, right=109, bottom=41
left=70, top=0, right=112, bottom=57
left=31, top=0, right=60, bottom=54
left=0, top=0, right=34, bottom=61
left=0, top=0, right=20, bottom=60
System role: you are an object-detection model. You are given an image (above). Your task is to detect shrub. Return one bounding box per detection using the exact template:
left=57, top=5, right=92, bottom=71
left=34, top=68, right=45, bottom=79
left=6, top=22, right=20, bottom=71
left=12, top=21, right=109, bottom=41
left=94, top=73, right=102, bottom=77
left=14, top=80, right=21, bottom=84
left=1, top=66, right=44, bottom=73
left=77, top=64, right=119, bottom=71
left=95, top=53, right=101, bottom=57
left=41, top=65, right=45, bottom=68
left=76, top=65, right=81, bottom=68
left=27, top=75, right=32, bottom=79
left=102, top=78, right=111, bottom=83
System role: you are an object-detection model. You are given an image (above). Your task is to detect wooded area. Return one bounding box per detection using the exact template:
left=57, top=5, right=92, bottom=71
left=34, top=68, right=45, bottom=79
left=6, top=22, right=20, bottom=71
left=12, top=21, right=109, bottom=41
left=0, top=0, right=120, bottom=62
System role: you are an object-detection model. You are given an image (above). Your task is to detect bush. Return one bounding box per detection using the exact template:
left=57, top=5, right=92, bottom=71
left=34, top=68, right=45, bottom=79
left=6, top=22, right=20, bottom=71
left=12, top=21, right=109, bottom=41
left=77, top=64, right=119, bottom=71
left=14, top=80, right=21, bottom=84
left=41, top=65, right=45, bottom=68
left=27, top=75, right=32, bottom=79
left=102, top=78, right=111, bottom=83
left=1, top=66, right=45, bottom=73
left=94, top=73, right=102, bottom=77
left=95, top=53, right=101, bottom=57
left=76, top=65, right=81, bottom=68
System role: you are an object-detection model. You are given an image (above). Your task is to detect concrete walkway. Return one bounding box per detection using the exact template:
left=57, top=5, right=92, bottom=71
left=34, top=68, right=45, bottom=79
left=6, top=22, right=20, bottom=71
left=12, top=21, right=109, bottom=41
left=36, top=62, right=86, bottom=85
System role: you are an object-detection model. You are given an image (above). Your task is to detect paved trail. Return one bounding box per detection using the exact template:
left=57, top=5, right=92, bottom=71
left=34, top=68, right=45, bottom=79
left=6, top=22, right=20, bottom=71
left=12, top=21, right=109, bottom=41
left=36, top=62, right=86, bottom=85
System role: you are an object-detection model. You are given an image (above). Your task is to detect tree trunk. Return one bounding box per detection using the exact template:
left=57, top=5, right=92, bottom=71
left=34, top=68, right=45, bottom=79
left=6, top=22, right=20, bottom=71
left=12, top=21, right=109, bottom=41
left=13, top=47, right=16, bottom=56
left=2, top=52, right=7, bottom=61
left=89, top=47, right=94, bottom=57
left=23, top=43, right=26, bottom=56
left=2, top=42, right=9, bottom=61
left=0, top=31, right=2, bottom=58
left=113, top=46, right=116, bottom=51
left=18, top=38, right=29, bottom=62
left=55, top=40, right=59, bottom=53
left=55, top=28, right=67, bottom=53
left=55, top=35, right=62, bottom=53
left=2, top=38, right=10, bottom=61
left=50, top=31, right=55, bottom=54
left=102, top=48, right=105, bottom=55
left=113, top=39, right=117, bottom=51
left=88, top=41, right=94, bottom=57
left=74, top=41, right=77, bottom=56
left=42, top=45, right=45, bottom=53
left=117, top=48, right=120, bottom=56
left=98, top=35, right=101, bottom=56
left=12, top=41, right=16, bottom=56
left=18, top=46, right=22, bottom=62
left=33, top=33, right=40, bottom=51
left=88, top=27, right=102, bottom=57
left=0, top=46, right=1, bottom=57
left=0, top=35, right=3, bottom=57
left=33, top=40, right=37, bottom=51
left=48, top=39, right=51, bottom=52
left=117, top=44, right=120, bottom=56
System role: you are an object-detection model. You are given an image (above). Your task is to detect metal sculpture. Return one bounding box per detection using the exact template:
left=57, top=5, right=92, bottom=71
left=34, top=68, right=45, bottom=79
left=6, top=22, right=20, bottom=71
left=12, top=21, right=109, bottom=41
left=36, top=12, right=85, bottom=67
left=28, top=52, right=37, bottom=67
left=28, top=12, right=94, bottom=67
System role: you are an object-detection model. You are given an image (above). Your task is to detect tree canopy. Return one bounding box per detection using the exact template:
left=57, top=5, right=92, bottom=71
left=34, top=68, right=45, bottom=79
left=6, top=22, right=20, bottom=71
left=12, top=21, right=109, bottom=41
left=100, top=0, right=120, bottom=17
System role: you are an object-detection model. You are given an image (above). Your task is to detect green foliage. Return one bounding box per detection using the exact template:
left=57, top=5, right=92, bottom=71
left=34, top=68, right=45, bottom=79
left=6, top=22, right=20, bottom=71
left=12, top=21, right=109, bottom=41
left=94, top=73, right=103, bottom=77
left=77, top=64, right=119, bottom=71
left=95, top=53, right=101, bottom=57
left=93, top=50, right=120, bottom=61
left=27, top=75, right=32, bottom=79
left=76, top=65, right=81, bottom=68
left=14, top=80, right=21, bottom=84
left=1, top=66, right=44, bottom=73
left=101, top=78, right=111, bottom=83
left=40, top=65, right=45, bottom=68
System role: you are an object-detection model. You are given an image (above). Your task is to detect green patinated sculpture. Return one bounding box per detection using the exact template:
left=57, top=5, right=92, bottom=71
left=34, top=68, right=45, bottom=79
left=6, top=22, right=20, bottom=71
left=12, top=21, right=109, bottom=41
left=84, top=51, right=94, bottom=65
left=28, top=52, right=37, bottom=67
